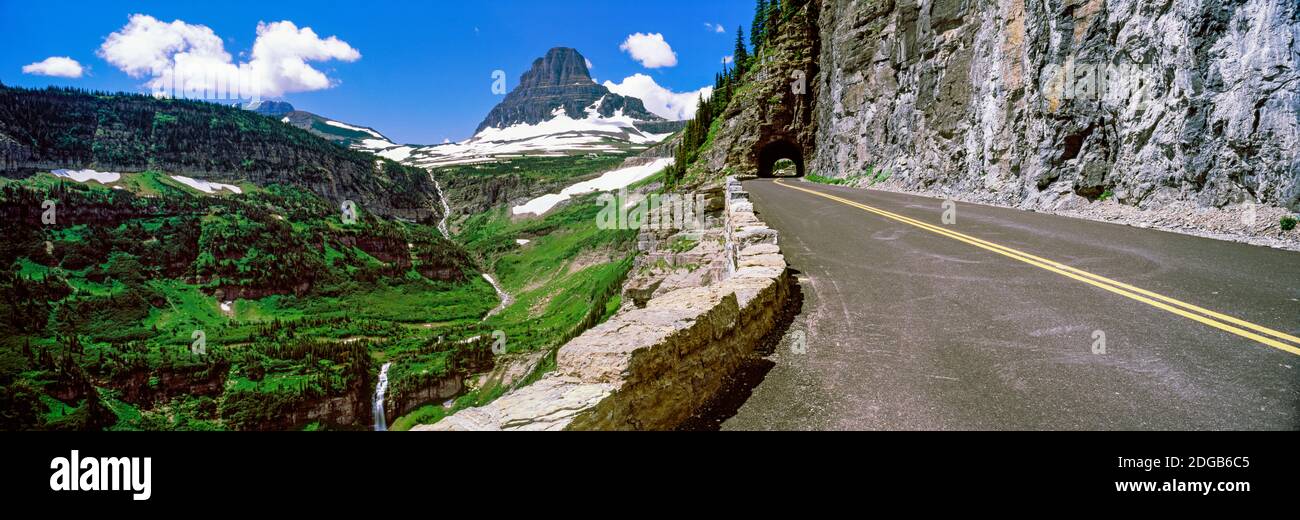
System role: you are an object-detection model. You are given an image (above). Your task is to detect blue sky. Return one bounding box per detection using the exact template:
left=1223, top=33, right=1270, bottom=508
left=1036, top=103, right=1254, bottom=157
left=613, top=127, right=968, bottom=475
left=0, top=0, right=753, bottom=144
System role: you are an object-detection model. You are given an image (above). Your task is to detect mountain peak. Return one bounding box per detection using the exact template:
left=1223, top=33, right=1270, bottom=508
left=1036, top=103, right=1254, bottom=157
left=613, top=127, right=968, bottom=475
left=519, top=47, right=594, bottom=89
left=243, top=100, right=295, bottom=117
left=476, top=47, right=662, bottom=132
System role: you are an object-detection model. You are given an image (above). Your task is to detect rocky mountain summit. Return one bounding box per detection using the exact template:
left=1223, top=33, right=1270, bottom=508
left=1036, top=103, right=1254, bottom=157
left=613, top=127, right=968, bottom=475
left=384, top=47, right=682, bottom=168
left=476, top=47, right=663, bottom=132
left=243, top=100, right=295, bottom=117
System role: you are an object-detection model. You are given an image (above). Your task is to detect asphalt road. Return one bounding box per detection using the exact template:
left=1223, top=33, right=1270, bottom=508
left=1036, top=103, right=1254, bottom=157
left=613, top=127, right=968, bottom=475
left=722, top=178, right=1300, bottom=430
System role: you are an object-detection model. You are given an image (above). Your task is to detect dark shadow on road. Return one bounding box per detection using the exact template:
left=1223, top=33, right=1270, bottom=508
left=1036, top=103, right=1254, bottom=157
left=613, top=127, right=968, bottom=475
left=676, top=268, right=806, bottom=431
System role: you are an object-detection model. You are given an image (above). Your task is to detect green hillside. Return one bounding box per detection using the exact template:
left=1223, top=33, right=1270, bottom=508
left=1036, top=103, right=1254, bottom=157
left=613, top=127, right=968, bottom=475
left=0, top=85, right=441, bottom=221
left=0, top=169, right=499, bottom=430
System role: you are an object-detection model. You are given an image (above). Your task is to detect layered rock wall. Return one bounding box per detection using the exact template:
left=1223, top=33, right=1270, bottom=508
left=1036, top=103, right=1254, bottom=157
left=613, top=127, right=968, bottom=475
left=814, top=0, right=1300, bottom=211
left=476, top=47, right=661, bottom=131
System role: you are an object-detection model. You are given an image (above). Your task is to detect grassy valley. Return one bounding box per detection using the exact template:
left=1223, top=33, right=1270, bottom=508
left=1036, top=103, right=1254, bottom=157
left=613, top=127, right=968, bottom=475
left=386, top=155, right=652, bottom=429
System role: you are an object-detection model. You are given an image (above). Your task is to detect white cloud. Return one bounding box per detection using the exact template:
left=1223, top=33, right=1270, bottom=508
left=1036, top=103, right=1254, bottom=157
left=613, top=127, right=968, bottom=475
left=98, top=15, right=228, bottom=77
left=22, top=56, right=84, bottom=78
left=703, top=23, right=726, bottom=34
left=97, top=14, right=360, bottom=98
left=249, top=20, right=361, bottom=94
left=603, top=74, right=711, bottom=121
left=618, top=33, right=677, bottom=69
left=584, top=58, right=594, bottom=70
left=722, top=55, right=734, bottom=64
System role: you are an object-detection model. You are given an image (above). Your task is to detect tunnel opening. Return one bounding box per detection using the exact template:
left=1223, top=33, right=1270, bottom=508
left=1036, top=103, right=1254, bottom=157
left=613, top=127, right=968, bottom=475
left=756, top=139, right=805, bottom=178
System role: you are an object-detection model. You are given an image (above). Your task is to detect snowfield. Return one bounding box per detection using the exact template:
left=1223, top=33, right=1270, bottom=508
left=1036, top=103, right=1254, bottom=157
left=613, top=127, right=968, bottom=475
left=512, top=158, right=672, bottom=216
left=358, top=138, right=397, bottom=149
left=350, top=136, right=417, bottom=163
left=376, top=146, right=414, bottom=162
left=403, top=98, right=672, bottom=168
left=474, top=102, right=661, bottom=144
left=326, top=120, right=386, bottom=140
left=337, top=97, right=674, bottom=172
left=170, top=175, right=243, bottom=194
left=51, top=169, right=120, bottom=184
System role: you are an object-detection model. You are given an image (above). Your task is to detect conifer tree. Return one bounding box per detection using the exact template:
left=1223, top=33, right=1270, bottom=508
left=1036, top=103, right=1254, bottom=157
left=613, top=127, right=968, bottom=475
left=751, top=0, right=768, bottom=52
left=733, top=26, right=750, bottom=77
left=766, top=0, right=783, bottom=46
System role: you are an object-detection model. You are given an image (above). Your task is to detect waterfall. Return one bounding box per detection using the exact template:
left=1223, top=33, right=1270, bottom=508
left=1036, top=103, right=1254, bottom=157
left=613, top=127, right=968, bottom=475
left=372, top=362, right=392, bottom=431
left=430, top=171, right=452, bottom=239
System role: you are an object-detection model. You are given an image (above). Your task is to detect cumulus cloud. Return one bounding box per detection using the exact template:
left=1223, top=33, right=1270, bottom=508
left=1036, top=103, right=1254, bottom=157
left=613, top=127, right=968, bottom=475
left=703, top=23, right=726, bottom=33
left=249, top=20, right=361, bottom=93
left=98, top=15, right=227, bottom=76
left=722, top=55, right=734, bottom=65
left=603, top=74, right=711, bottom=121
left=97, top=14, right=360, bottom=98
left=22, top=57, right=85, bottom=78
left=618, top=33, right=677, bottom=69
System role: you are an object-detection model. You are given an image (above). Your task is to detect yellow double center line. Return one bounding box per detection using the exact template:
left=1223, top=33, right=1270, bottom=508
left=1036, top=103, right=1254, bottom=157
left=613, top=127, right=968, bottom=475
left=774, top=179, right=1300, bottom=356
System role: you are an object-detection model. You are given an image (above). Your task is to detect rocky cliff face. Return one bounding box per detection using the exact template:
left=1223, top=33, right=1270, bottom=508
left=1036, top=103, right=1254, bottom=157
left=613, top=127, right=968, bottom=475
left=693, top=2, right=822, bottom=180
left=698, top=0, right=1298, bottom=214
left=476, top=47, right=663, bottom=131
left=813, top=0, right=1300, bottom=211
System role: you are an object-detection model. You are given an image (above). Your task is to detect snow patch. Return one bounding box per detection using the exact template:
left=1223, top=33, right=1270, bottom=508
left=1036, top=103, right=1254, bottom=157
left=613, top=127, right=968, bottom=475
left=170, top=175, right=243, bottom=194
left=403, top=101, right=670, bottom=168
left=474, top=102, right=656, bottom=144
left=377, top=146, right=414, bottom=162
left=357, top=138, right=398, bottom=150
left=326, top=120, right=385, bottom=139
left=481, top=273, right=512, bottom=320
left=512, top=158, right=672, bottom=216
left=51, top=169, right=120, bottom=184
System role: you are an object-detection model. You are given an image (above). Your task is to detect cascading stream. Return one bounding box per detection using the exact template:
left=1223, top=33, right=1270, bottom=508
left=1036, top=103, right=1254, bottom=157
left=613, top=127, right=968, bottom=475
left=372, top=362, right=392, bottom=431
left=429, top=171, right=452, bottom=239
left=481, top=273, right=512, bottom=320
left=428, top=170, right=510, bottom=326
